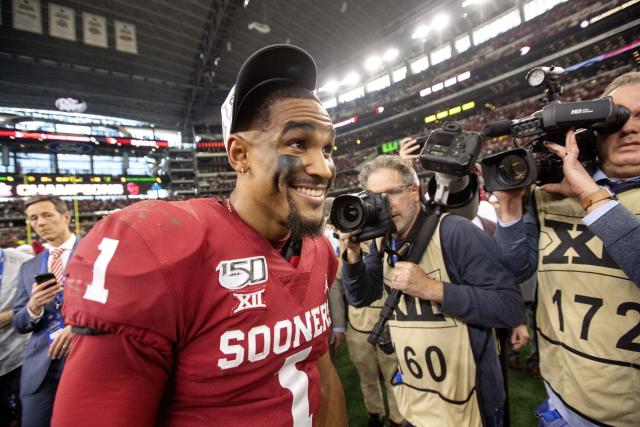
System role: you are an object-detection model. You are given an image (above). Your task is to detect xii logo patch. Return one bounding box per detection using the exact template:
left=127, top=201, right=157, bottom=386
left=232, top=288, right=267, bottom=314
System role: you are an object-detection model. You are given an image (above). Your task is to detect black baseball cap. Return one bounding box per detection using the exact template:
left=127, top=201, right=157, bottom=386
left=221, top=44, right=318, bottom=147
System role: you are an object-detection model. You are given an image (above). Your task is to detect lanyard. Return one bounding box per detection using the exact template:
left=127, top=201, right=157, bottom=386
left=40, top=249, right=50, bottom=274
left=389, top=240, right=398, bottom=266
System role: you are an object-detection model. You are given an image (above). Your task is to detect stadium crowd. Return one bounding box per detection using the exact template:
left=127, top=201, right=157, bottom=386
left=327, top=0, right=626, bottom=125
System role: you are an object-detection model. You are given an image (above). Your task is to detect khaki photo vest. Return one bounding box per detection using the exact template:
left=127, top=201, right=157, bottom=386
left=535, top=187, right=640, bottom=427
left=383, top=215, right=482, bottom=427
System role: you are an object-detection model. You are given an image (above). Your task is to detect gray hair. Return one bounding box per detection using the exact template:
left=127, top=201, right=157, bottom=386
left=358, top=155, right=416, bottom=189
left=601, top=71, right=640, bottom=97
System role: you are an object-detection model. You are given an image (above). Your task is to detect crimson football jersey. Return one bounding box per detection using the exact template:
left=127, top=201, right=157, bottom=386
left=53, top=198, right=338, bottom=426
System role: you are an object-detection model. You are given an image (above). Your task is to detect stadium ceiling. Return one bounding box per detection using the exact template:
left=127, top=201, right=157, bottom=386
left=0, top=0, right=511, bottom=134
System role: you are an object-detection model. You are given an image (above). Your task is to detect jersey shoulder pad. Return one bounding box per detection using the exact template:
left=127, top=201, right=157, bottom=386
left=63, top=200, right=206, bottom=348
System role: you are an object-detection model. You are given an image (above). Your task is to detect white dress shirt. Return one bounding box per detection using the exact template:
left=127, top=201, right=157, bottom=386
left=27, top=234, right=77, bottom=321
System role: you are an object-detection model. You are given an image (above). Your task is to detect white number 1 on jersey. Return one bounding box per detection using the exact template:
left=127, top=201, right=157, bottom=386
left=278, top=347, right=313, bottom=427
left=83, top=238, right=119, bottom=304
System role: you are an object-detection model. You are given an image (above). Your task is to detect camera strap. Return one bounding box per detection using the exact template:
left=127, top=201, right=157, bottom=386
left=406, top=204, right=444, bottom=264
left=368, top=203, right=445, bottom=350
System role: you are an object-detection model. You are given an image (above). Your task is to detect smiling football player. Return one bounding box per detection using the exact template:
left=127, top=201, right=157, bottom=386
left=52, top=45, right=347, bottom=427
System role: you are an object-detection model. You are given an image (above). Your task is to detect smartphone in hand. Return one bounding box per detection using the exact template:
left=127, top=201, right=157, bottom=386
left=34, top=272, right=57, bottom=289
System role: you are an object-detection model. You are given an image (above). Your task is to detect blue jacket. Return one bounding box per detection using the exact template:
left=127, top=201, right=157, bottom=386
left=12, top=243, right=77, bottom=395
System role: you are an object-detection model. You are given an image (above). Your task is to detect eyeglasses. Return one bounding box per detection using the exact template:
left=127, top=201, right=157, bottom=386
left=372, top=184, right=413, bottom=200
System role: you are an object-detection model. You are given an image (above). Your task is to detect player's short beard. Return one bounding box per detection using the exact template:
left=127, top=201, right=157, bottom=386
left=287, top=193, right=324, bottom=240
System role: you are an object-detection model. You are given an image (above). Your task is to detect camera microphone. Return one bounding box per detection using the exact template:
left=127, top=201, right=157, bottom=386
left=482, top=98, right=628, bottom=141
left=482, top=120, right=513, bottom=138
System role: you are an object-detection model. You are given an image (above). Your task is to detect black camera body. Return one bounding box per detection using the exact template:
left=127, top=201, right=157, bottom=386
left=481, top=129, right=599, bottom=192
left=330, top=191, right=395, bottom=242
left=419, top=121, right=483, bottom=177
left=481, top=97, right=629, bottom=192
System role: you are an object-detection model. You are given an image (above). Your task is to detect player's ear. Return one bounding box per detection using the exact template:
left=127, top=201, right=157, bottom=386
left=227, top=134, right=249, bottom=175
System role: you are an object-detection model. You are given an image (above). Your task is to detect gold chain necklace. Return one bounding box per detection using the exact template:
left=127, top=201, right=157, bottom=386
left=225, top=198, right=233, bottom=214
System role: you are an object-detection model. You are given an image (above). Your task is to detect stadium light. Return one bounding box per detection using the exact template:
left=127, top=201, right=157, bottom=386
left=383, top=48, right=399, bottom=62
left=364, top=56, right=382, bottom=72
left=420, top=87, right=432, bottom=97
left=411, top=25, right=430, bottom=40
left=457, top=71, right=471, bottom=81
left=342, top=72, right=360, bottom=86
left=320, top=79, right=339, bottom=93
left=462, top=0, right=486, bottom=7
left=431, top=14, right=450, bottom=31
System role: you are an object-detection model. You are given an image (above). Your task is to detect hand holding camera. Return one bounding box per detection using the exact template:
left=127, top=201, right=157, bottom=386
left=399, top=137, right=422, bottom=160
left=480, top=67, right=630, bottom=192
left=493, top=187, right=526, bottom=223
left=540, top=130, right=601, bottom=199
left=336, top=229, right=364, bottom=263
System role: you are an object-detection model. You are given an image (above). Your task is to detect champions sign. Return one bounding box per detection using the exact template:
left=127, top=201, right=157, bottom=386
left=0, top=175, right=164, bottom=198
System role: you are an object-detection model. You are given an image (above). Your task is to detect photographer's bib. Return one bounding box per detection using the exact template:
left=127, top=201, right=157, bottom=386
left=347, top=300, right=385, bottom=333
left=383, top=217, right=482, bottom=427
left=344, top=241, right=385, bottom=333
left=535, top=187, right=640, bottom=427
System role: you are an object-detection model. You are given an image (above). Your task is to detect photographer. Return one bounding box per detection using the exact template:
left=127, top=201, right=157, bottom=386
left=325, top=199, right=404, bottom=427
left=494, top=71, right=640, bottom=426
left=341, top=155, right=524, bottom=427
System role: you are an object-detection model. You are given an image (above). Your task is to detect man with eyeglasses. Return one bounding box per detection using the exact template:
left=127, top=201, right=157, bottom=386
left=341, top=155, right=524, bottom=427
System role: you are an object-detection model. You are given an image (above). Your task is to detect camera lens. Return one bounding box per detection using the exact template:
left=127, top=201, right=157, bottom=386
left=331, top=195, right=366, bottom=231
left=343, top=205, right=361, bottom=223
left=498, top=154, right=530, bottom=185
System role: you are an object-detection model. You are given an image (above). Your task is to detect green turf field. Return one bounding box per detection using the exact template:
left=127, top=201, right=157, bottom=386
left=334, top=342, right=546, bottom=426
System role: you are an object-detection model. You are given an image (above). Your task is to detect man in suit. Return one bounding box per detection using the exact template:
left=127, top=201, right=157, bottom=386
left=12, top=195, right=77, bottom=427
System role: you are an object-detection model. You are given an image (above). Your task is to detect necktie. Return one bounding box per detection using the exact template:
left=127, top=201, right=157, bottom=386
left=596, top=177, right=640, bottom=195
left=50, top=247, right=65, bottom=284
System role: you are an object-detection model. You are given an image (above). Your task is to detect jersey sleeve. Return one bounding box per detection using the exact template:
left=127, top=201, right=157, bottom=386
left=52, top=333, right=170, bottom=426
left=63, top=200, right=206, bottom=352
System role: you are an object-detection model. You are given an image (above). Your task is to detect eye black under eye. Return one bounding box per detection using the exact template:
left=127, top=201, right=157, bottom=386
left=289, top=140, right=305, bottom=149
